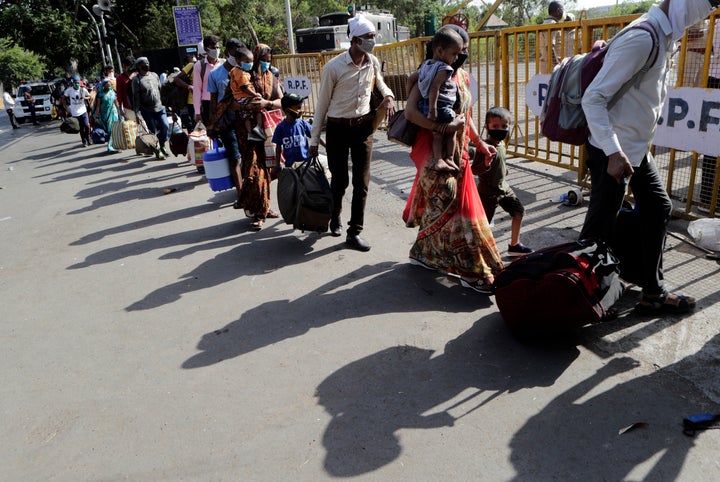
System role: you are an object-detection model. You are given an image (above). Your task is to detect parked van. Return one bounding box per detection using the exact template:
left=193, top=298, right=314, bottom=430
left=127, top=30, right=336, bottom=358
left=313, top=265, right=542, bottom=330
left=14, top=82, right=54, bottom=123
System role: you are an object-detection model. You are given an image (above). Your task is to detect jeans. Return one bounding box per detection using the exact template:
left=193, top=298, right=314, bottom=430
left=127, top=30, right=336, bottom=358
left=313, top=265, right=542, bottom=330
left=580, top=142, right=672, bottom=295
left=326, top=119, right=374, bottom=236
left=76, top=112, right=90, bottom=144
left=139, top=108, right=168, bottom=147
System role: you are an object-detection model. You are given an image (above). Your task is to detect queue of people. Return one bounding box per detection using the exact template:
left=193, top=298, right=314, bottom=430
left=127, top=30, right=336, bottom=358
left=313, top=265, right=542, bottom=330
left=27, top=0, right=710, bottom=314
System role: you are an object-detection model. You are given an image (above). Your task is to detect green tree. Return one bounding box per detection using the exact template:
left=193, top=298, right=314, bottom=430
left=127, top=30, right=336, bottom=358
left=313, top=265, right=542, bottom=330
left=0, top=38, right=45, bottom=90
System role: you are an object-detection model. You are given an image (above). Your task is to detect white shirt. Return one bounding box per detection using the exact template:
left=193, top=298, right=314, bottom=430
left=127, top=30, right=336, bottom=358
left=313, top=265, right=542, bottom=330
left=582, top=6, right=673, bottom=166
left=3, top=91, right=14, bottom=108
left=64, top=86, right=90, bottom=117
left=310, top=51, right=394, bottom=146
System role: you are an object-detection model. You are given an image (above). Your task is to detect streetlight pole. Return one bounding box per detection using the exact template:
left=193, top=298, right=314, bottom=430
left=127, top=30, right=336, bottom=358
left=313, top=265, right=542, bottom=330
left=79, top=3, right=107, bottom=66
left=284, top=0, right=296, bottom=55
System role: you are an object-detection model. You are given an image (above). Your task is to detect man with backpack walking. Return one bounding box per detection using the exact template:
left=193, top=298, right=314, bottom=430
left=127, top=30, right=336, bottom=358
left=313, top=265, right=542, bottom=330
left=580, top=0, right=719, bottom=314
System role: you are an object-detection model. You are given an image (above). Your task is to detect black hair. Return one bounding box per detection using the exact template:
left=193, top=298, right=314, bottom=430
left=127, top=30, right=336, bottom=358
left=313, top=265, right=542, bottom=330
left=432, top=29, right=463, bottom=50
left=235, top=46, right=253, bottom=62
left=122, top=55, right=135, bottom=68
left=549, top=1, right=563, bottom=16
left=203, top=34, right=220, bottom=48
left=485, top=106, right=512, bottom=124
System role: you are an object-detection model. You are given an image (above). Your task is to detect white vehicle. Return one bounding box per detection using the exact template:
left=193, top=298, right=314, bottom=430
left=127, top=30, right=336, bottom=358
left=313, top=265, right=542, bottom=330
left=14, top=82, right=54, bottom=123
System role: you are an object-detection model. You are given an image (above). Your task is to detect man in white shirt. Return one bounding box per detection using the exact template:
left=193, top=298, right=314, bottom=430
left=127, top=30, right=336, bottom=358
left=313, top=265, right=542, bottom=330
left=309, top=14, right=395, bottom=251
left=3, top=90, right=19, bottom=129
left=580, top=0, right=718, bottom=314
left=64, top=76, right=92, bottom=147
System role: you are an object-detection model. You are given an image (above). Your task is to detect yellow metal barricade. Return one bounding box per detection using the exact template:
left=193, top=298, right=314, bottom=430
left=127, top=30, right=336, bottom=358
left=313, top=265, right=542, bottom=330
left=276, top=10, right=719, bottom=218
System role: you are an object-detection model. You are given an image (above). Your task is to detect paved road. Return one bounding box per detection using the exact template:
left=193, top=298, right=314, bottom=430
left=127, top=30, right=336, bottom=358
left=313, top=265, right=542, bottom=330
left=1, top=121, right=719, bottom=480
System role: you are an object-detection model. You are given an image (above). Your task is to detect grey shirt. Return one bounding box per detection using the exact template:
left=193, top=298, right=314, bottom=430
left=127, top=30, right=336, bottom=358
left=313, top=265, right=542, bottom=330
left=132, top=72, right=163, bottom=113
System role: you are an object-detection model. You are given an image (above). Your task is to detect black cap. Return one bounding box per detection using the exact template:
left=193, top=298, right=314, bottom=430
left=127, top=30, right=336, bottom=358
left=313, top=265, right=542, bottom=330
left=281, top=93, right=307, bottom=110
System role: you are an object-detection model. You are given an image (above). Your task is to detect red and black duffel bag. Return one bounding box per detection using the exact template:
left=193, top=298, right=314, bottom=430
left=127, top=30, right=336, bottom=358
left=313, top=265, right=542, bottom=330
left=494, top=239, right=624, bottom=338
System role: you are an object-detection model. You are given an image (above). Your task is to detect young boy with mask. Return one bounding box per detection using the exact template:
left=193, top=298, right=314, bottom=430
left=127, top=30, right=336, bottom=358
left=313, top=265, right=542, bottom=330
left=272, top=93, right=325, bottom=168
left=476, top=106, right=532, bottom=257
left=229, top=47, right=265, bottom=142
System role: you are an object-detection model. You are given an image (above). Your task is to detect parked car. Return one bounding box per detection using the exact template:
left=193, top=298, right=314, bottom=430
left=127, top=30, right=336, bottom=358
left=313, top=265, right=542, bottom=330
left=14, top=82, right=54, bottom=123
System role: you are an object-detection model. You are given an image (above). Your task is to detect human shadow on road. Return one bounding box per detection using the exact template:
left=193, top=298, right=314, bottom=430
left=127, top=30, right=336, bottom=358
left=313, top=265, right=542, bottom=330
left=315, top=319, right=579, bottom=477
left=66, top=179, right=201, bottom=214
left=125, top=227, right=339, bottom=312
left=182, top=262, right=495, bottom=369
left=508, top=333, right=720, bottom=480
left=69, top=203, right=220, bottom=246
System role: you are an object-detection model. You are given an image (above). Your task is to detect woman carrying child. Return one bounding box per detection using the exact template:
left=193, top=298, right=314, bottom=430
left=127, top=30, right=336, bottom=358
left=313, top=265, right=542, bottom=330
left=230, top=43, right=283, bottom=231
left=404, top=25, right=503, bottom=294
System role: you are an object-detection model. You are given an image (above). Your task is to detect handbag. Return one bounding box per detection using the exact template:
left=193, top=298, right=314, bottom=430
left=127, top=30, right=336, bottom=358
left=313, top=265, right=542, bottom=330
left=111, top=118, right=137, bottom=150
left=135, top=119, right=159, bottom=156
left=386, top=110, right=418, bottom=147
left=208, top=83, right=238, bottom=134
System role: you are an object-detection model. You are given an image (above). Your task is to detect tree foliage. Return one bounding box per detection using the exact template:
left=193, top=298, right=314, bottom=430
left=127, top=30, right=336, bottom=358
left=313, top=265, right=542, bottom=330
left=0, top=38, right=45, bottom=90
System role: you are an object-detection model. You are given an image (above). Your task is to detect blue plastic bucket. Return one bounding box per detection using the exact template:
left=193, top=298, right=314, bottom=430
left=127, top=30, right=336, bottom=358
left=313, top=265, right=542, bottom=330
left=203, top=144, right=233, bottom=192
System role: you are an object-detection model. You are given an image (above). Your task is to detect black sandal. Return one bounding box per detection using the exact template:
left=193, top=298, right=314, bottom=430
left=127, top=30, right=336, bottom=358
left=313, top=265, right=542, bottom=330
left=634, top=290, right=696, bottom=315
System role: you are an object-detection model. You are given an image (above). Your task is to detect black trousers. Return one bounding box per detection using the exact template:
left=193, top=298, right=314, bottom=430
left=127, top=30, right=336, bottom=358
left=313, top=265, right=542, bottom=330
left=6, top=108, right=18, bottom=128
left=580, top=143, right=672, bottom=295
left=325, top=119, right=374, bottom=236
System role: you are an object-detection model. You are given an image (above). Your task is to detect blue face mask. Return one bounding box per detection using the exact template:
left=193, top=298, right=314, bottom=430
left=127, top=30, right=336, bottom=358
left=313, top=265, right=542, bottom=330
left=240, top=62, right=254, bottom=72
left=259, top=61, right=271, bottom=72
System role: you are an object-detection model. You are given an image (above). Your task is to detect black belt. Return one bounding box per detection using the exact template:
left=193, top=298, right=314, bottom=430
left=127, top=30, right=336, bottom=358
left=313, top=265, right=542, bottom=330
left=327, top=113, right=374, bottom=126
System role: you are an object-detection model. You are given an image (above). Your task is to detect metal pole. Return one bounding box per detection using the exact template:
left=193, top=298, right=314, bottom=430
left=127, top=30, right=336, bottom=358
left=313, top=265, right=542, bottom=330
left=79, top=4, right=107, bottom=66
left=99, top=12, right=114, bottom=69
left=284, top=0, right=296, bottom=55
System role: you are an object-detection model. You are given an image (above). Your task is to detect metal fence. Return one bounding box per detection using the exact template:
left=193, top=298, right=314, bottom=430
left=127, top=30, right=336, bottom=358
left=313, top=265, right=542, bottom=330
left=275, top=11, right=720, bottom=219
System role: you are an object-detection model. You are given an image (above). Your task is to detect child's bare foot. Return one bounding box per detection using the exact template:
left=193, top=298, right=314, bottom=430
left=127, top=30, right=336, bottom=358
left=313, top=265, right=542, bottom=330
left=429, top=158, right=457, bottom=172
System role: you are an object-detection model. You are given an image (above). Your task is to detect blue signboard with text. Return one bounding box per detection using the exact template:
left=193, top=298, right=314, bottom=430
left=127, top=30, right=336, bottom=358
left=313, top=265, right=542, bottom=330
left=173, top=6, right=203, bottom=47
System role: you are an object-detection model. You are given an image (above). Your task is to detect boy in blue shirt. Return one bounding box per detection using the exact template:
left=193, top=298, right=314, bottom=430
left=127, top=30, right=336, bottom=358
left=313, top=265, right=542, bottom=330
left=272, top=93, right=324, bottom=168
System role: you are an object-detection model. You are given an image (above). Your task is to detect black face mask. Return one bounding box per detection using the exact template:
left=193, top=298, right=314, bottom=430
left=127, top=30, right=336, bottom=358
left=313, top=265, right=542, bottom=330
left=488, top=129, right=509, bottom=142
left=451, top=53, right=468, bottom=71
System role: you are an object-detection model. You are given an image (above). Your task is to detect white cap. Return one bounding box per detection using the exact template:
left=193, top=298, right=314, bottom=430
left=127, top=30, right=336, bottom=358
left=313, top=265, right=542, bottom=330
left=348, top=14, right=375, bottom=40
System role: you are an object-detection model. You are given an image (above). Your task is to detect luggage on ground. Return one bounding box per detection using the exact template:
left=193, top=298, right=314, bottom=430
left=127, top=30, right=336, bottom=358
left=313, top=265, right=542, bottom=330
left=277, top=156, right=333, bottom=232
left=111, top=119, right=137, bottom=151
left=494, top=239, right=624, bottom=338
left=91, top=127, right=107, bottom=144
left=135, top=120, right=159, bottom=156
left=187, top=122, right=211, bottom=169
left=60, top=117, right=80, bottom=134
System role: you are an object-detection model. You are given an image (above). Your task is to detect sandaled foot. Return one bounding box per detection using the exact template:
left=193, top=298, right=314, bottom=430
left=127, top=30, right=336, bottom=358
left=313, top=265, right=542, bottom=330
left=244, top=209, right=255, bottom=218
left=460, top=278, right=495, bottom=294
left=266, top=209, right=280, bottom=219
left=249, top=218, right=264, bottom=231
left=634, top=291, right=696, bottom=315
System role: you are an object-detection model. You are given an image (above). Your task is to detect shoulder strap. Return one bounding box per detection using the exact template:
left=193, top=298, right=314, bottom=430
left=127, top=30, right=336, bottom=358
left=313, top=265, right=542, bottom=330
left=200, top=60, right=208, bottom=88
left=606, top=20, right=660, bottom=109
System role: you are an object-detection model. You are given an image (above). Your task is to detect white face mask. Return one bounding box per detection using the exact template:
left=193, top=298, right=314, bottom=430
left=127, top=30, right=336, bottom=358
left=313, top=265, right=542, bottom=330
left=206, top=48, right=219, bottom=59
left=668, top=0, right=712, bottom=41
left=227, top=55, right=238, bottom=67
left=358, top=38, right=376, bottom=53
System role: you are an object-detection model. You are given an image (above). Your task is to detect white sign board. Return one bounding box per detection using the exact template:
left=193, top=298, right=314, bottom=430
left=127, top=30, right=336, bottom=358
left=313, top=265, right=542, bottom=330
left=655, top=87, right=720, bottom=156
left=525, top=76, right=720, bottom=156
left=526, top=74, right=551, bottom=117
left=284, top=76, right=312, bottom=98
